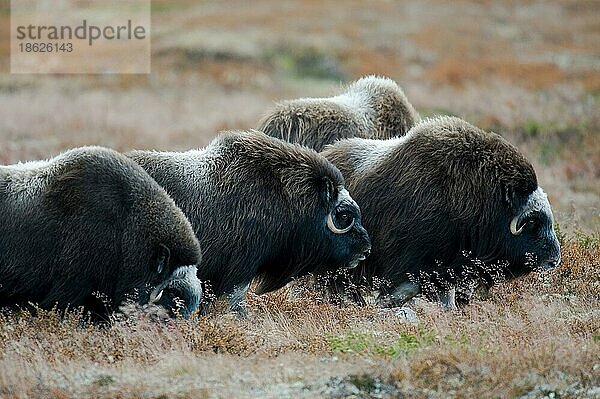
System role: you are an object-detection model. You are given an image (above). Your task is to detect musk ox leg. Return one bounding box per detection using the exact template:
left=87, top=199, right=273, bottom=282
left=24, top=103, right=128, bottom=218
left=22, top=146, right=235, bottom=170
left=326, top=274, right=368, bottom=307
left=349, top=289, right=368, bottom=307
left=227, top=283, right=250, bottom=318
left=455, top=280, right=479, bottom=308
left=438, top=287, right=457, bottom=310
left=377, top=281, right=420, bottom=308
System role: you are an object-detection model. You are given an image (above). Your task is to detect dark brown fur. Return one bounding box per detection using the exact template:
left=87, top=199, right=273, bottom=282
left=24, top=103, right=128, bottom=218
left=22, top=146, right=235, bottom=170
left=322, top=117, right=559, bottom=307
left=0, top=147, right=202, bottom=317
left=129, top=131, right=371, bottom=315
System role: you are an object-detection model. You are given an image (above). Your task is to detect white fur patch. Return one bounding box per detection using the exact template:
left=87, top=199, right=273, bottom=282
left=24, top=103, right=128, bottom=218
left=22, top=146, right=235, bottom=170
left=337, top=187, right=352, bottom=202
left=4, top=159, right=49, bottom=170
left=337, top=187, right=359, bottom=210
left=521, top=187, right=554, bottom=222
left=331, top=89, right=374, bottom=127
left=350, top=136, right=407, bottom=175
left=0, top=158, right=54, bottom=200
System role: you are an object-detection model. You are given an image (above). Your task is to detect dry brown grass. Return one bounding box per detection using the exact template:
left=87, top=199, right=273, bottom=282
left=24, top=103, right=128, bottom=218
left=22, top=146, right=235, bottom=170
left=426, top=58, right=567, bottom=90
left=0, top=237, right=598, bottom=398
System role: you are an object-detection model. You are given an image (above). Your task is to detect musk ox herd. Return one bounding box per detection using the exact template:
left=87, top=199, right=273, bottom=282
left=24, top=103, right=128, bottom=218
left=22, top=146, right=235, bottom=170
left=0, top=75, right=560, bottom=320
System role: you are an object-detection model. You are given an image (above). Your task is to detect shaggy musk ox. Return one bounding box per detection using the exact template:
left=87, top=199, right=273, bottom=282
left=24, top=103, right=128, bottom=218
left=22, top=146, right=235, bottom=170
left=258, top=75, right=420, bottom=151
left=128, top=131, right=371, bottom=315
left=321, top=117, right=561, bottom=309
left=0, top=147, right=203, bottom=318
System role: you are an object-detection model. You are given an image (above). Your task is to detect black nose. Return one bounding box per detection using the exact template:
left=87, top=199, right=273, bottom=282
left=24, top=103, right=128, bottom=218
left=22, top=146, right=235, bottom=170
left=543, top=256, right=561, bottom=271
left=363, top=248, right=371, bottom=257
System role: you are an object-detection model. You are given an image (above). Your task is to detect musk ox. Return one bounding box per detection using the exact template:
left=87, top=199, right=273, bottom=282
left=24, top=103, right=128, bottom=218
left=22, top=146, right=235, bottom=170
left=128, top=130, right=371, bottom=315
left=0, top=147, right=203, bottom=318
left=258, top=75, right=420, bottom=151
left=320, top=117, right=561, bottom=309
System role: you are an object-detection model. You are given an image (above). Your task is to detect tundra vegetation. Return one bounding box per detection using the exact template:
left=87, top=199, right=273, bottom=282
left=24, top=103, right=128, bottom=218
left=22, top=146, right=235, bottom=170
left=0, top=236, right=597, bottom=397
left=0, top=0, right=598, bottom=397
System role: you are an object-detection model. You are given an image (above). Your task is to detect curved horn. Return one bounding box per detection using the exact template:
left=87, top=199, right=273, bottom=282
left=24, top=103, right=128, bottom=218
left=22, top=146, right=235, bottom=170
left=510, top=216, right=524, bottom=235
left=327, top=213, right=354, bottom=234
left=149, top=286, right=163, bottom=303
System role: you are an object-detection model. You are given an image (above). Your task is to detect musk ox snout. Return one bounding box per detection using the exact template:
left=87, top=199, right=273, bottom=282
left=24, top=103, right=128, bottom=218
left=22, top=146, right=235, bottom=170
left=152, top=265, right=203, bottom=318
left=543, top=255, right=561, bottom=271
left=337, top=215, right=371, bottom=270
left=353, top=227, right=372, bottom=264
left=347, top=240, right=371, bottom=269
left=361, top=247, right=371, bottom=260
left=541, top=237, right=561, bottom=271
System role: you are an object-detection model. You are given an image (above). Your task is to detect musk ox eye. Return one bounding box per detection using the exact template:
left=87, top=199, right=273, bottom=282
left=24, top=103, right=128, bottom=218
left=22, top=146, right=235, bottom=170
left=511, top=214, right=542, bottom=235
left=327, top=209, right=355, bottom=234
left=526, top=217, right=541, bottom=230
left=336, top=210, right=354, bottom=229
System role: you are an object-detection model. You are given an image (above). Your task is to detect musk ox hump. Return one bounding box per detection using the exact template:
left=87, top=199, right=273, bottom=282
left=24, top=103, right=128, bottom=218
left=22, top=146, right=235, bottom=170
left=258, top=75, right=420, bottom=151
left=213, top=130, right=345, bottom=201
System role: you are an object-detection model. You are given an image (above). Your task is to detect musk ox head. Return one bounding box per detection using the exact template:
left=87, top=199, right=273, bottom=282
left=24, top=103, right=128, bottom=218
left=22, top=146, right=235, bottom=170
left=444, top=119, right=562, bottom=286
left=502, top=186, right=561, bottom=277
left=252, top=176, right=371, bottom=296
left=137, top=243, right=202, bottom=317
left=454, top=180, right=561, bottom=306
left=151, top=265, right=203, bottom=318
left=321, top=183, right=371, bottom=270
left=233, top=131, right=371, bottom=295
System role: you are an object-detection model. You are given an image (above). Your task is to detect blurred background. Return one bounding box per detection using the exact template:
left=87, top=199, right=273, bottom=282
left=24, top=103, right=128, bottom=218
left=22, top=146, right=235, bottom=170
left=0, top=0, right=598, bottom=231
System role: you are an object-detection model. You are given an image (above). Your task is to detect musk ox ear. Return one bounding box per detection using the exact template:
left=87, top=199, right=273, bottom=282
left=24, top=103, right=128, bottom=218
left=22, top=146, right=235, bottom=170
left=318, top=176, right=336, bottom=205
left=154, top=244, right=171, bottom=275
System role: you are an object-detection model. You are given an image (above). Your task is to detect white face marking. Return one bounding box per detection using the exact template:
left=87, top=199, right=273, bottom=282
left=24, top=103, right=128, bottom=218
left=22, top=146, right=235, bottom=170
left=521, top=187, right=554, bottom=222
left=337, top=188, right=355, bottom=206
left=511, top=186, right=554, bottom=235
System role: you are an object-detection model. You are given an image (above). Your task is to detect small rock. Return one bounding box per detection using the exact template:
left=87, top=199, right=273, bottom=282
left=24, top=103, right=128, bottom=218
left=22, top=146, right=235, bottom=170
left=394, top=307, right=419, bottom=322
